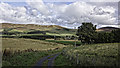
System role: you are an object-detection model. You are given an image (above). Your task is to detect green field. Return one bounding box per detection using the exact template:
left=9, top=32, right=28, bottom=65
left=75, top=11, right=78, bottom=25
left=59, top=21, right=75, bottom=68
left=46, top=40, right=82, bottom=45
left=46, top=33, right=75, bottom=36
left=2, top=38, right=119, bottom=66
left=2, top=38, right=65, bottom=66
left=2, top=38, right=66, bottom=51
left=54, top=43, right=119, bottom=66
left=2, top=50, right=62, bottom=66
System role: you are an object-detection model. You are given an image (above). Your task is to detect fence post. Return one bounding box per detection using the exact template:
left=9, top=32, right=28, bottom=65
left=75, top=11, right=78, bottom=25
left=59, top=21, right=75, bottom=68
left=76, top=53, right=79, bottom=64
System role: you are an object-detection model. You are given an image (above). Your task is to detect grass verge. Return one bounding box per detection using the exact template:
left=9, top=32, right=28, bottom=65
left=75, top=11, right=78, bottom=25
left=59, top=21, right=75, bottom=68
left=54, top=54, right=74, bottom=66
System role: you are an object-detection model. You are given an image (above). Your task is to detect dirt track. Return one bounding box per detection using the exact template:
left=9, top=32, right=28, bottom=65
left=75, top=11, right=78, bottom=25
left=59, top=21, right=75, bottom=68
left=33, top=53, right=60, bottom=67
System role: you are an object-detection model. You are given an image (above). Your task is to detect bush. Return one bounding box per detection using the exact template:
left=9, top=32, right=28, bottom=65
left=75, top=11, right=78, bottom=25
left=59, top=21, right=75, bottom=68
left=3, top=48, right=14, bottom=56
left=20, top=35, right=46, bottom=40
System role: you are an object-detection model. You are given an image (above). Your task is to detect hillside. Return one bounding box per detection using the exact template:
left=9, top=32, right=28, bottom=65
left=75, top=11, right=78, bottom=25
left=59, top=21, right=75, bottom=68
left=96, top=27, right=120, bottom=32
left=60, top=43, right=119, bottom=66
left=0, top=23, right=76, bottom=35
left=1, top=23, right=119, bottom=35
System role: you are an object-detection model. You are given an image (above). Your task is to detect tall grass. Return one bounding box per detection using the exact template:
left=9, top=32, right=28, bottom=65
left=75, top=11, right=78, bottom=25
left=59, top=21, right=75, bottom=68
left=55, top=43, right=119, bottom=66
left=54, top=54, right=74, bottom=66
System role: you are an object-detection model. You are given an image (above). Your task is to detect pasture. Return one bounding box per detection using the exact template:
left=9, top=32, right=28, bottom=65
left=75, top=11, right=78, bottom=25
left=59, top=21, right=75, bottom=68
left=46, top=40, right=82, bottom=46
left=2, top=38, right=66, bottom=66
left=58, top=43, right=119, bottom=66
left=2, top=38, right=66, bottom=51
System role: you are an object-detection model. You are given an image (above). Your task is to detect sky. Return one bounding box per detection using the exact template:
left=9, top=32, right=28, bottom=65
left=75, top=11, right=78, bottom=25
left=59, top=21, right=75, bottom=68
left=0, top=0, right=120, bottom=29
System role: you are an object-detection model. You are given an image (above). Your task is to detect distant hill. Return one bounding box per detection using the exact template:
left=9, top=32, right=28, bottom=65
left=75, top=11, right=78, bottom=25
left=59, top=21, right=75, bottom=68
left=1, top=23, right=119, bottom=35
left=0, top=23, right=76, bottom=35
left=96, top=27, right=120, bottom=32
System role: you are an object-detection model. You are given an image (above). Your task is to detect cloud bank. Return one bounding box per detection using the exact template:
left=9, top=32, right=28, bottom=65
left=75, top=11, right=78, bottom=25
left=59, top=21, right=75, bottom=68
left=0, top=0, right=118, bottom=28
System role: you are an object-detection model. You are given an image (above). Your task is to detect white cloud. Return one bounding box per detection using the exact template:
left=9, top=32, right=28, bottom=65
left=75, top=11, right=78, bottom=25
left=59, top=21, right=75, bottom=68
left=89, top=15, right=116, bottom=25
left=0, top=0, right=120, bottom=2
left=89, top=0, right=120, bottom=2
left=50, top=1, right=117, bottom=26
left=0, top=0, right=118, bottom=28
left=27, top=0, right=50, bottom=15
left=0, top=2, right=28, bottom=23
left=100, top=25, right=119, bottom=27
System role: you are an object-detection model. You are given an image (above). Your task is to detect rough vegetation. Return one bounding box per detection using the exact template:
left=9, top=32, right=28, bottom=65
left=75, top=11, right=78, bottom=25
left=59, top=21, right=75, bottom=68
left=55, top=43, right=119, bottom=66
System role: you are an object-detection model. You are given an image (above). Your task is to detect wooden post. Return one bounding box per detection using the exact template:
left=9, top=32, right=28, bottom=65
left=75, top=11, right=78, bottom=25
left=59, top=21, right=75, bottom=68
left=76, top=53, right=79, bottom=64
left=75, top=36, right=76, bottom=48
left=54, top=36, right=55, bottom=40
left=74, top=27, right=77, bottom=48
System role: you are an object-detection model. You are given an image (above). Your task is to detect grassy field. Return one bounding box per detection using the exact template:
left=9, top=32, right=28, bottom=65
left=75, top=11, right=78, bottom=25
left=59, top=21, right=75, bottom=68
left=2, top=50, right=62, bottom=67
left=2, top=38, right=66, bottom=51
left=46, top=40, right=82, bottom=46
left=2, top=38, right=119, bottom=66
left=46, top=33, right=75, bottom=36
left=54, top=43, right=119, bottom=66
left=2, top=38, right=66, bottom=67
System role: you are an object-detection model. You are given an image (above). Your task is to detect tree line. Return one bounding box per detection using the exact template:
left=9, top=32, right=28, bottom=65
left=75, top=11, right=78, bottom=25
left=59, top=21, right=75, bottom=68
left=76, top=23, right=120, bottom=44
